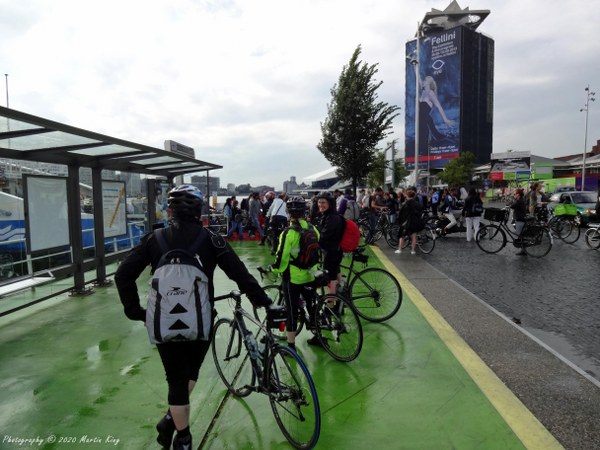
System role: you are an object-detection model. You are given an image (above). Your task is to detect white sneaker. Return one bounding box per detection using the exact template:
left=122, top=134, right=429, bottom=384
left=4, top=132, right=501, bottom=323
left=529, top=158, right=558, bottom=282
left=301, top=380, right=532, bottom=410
left=410, top=250, right=416, bottom=255
left=394, top=249, right=402, bottom=254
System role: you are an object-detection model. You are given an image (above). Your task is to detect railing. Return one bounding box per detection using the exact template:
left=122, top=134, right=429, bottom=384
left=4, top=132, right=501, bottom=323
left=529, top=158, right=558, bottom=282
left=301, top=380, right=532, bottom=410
left=0, top=220, right=145, bottom=283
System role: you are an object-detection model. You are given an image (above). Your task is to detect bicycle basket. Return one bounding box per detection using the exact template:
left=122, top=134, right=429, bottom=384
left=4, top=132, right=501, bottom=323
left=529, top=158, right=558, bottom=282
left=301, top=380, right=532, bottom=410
left=553, top=204, right=577, bottom=216
left=484, top=207, right=506, bottom=222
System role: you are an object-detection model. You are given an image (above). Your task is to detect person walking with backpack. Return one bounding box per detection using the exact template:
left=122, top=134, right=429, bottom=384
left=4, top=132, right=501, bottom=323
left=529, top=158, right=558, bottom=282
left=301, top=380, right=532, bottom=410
left=463, top=188, right=483, bottom=242
left=337, top=188, right=360, bottom=221
left=115, top=185, right=275, bottom=450
left=269, top=196, right=321, bottom=349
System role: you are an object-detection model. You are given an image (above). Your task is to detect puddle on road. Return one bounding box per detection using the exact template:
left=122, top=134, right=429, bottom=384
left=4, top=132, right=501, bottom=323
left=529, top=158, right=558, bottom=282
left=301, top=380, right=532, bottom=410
left=524, top=327, right=600, bottom=382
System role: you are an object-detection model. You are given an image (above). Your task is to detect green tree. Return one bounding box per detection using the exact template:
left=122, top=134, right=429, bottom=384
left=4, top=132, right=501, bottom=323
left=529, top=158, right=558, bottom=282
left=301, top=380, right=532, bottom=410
left=317, top=45, right=400, bottom=194
left=366, top=151, right=410, bottom=188
left=437, top=151, right=475, bottom=187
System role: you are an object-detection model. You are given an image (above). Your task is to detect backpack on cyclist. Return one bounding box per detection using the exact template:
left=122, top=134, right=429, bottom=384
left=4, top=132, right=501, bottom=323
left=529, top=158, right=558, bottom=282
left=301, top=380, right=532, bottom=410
left=289, top=224, right=321, bottom=270
left=343, top=199, right=361, bottom=221
left=146, top=229, right=212, bottom=344
left=339, top=217, right=360, bottom=252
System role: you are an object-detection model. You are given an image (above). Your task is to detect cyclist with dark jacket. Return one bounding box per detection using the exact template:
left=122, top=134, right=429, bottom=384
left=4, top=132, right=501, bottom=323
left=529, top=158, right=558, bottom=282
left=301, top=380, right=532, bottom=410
left=115, top=185, right=274, bottom=450
left=315, top=191, right=344, bottom=295
left=270, top=196, right=321, bottom=349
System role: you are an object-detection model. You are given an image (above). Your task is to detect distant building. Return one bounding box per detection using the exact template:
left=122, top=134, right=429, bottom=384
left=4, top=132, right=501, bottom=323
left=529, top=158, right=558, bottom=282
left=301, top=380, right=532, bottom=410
left=190, top=175, right=220, bottom=197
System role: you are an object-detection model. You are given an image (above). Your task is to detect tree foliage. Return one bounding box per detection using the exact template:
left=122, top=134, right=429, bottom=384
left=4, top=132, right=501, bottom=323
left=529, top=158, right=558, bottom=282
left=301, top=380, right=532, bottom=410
left=317, top=45, right=400, bottom=193
left=366, top=151, right=410, bottom=188
left=437, top=151, right=476, bottom=187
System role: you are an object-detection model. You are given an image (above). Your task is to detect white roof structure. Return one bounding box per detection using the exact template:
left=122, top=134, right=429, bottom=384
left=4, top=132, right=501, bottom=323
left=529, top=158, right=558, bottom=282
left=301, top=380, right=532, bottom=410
left=302, top=167, right=338, bottom=183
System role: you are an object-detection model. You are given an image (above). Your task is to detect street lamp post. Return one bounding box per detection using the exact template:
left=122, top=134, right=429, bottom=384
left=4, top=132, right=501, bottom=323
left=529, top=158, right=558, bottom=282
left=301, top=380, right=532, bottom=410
left=580, top=85, right=595, bottom=191
left=412, top=23, right=421, bottom=188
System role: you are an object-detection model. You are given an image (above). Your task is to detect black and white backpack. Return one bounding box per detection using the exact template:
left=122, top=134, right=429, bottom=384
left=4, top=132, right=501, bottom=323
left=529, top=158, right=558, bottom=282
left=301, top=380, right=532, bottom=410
left=146, top=229, right=211, bottom=344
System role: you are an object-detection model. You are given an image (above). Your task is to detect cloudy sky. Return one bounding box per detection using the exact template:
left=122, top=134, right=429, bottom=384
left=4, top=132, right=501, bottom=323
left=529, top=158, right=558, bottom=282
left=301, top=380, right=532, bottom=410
left=1, top=0, right=599, bottom=191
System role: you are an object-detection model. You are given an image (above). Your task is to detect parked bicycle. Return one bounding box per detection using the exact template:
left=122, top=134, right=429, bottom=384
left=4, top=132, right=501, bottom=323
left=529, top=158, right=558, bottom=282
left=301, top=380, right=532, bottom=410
left=358, top=208, right=395, bottom=245
left=387, top=220, right=436, bottom=254
left=477, top=207, right=553, bottom=258
left=211, top=289, right=321, bottom=449
left=543, top=204, right=580, bottom=244
left=584, top=223, right=600, bottom=250
left=256, top=267, right=363, bottom=362
left=338, top=246, right=402, bottom=322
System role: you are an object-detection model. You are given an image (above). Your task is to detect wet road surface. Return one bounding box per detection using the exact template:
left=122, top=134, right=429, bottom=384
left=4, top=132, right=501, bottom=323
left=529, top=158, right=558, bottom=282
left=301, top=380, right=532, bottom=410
left=405, top=223, right=600, bottom=382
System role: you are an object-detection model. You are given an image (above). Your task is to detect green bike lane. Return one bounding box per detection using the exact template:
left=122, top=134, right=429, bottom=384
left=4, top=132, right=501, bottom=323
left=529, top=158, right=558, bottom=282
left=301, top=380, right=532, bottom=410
left=0, top=242, right=561, bottom=449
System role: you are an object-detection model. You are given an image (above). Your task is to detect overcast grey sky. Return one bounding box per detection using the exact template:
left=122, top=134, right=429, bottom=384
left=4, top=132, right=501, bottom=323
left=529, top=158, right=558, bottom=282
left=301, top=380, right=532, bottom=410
left=1, top=0, right=599, bottom=191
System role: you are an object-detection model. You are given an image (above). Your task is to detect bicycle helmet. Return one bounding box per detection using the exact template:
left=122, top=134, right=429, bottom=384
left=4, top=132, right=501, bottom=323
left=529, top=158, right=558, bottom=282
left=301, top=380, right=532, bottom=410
left=167, top=185, right=204, bottom=214
left=265, top=191, right=276, bottom=200
left=287, top=196, right=307, bottom=218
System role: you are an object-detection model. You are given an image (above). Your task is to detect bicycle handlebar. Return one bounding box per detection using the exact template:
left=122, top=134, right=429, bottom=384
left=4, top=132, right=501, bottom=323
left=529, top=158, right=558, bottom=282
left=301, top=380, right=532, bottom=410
left=213, top=290, right=243, bottom=302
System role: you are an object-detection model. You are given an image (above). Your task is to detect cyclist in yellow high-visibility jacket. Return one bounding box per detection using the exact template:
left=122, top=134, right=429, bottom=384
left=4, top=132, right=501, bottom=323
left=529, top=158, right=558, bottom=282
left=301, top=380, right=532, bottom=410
left=270, top=196, right=321, bottom=350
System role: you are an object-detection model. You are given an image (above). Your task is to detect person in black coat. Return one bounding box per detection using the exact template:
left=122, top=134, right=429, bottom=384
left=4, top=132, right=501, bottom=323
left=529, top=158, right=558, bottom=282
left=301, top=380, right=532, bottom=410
left=115, top=185, right=273, bottom=450
left=395, top=189, right=423, bottom=255
left=463, top=188, right=483, bottom=242
left=315, top=191, right=344, bottom=294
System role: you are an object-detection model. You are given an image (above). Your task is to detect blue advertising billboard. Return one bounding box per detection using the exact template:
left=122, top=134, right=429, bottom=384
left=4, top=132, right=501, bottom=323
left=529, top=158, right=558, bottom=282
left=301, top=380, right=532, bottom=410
left=405, top=26, right=462, bottom=170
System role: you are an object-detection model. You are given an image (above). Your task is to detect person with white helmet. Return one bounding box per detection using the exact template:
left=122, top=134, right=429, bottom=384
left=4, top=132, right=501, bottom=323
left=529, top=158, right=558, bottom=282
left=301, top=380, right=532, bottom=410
left=115, top=184, right=276, bottom=450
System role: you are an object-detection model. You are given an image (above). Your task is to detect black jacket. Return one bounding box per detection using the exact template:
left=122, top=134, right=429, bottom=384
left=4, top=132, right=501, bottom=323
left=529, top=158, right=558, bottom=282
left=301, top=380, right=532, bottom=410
left=463, top=195, right=483, bottom=218
left=316, top=210, right=344, bottom=252
left=115, top=220, right=270, bottom=322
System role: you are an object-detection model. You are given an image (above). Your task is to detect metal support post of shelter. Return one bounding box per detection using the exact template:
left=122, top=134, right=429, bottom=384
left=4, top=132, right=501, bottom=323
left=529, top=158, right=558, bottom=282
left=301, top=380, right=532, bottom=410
left=92, top=168, right=112, bottom=287
left=67, top=166, right=93, bottom=296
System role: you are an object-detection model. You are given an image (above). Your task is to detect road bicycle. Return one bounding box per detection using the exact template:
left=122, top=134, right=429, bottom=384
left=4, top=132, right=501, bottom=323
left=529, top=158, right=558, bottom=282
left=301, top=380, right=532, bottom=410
left=338, top=246, right=402, bottom=322
left=477, top=207, right=553, bottom=258
left=256, top=268, right=363, bottom=362
left=584, top=223, right=600, bottom=250
left=212, top=290, right=320, bottom=449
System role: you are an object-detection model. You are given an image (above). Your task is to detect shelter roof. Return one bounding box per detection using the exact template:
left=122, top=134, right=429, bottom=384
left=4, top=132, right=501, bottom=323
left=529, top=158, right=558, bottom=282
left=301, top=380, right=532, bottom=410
left=0, top=106, right=222, bottom=179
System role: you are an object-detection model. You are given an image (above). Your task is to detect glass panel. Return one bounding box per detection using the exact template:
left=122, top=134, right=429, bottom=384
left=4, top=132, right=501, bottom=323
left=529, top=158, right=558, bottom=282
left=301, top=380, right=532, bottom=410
left=69, top=145, right=142, bottom=157
left=0, top=130, right=99, bottom=151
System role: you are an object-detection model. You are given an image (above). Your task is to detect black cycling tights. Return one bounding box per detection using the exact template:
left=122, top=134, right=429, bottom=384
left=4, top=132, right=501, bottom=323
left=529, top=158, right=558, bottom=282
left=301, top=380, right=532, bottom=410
left=157, top=340, right=211, bottom=405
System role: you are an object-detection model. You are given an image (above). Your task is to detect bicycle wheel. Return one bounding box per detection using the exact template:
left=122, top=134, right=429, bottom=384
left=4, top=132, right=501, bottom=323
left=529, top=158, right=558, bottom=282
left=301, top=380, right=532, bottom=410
left=211, top=318, right=253, bottom=397
left=268, top=345, right=321, bottom=449
left=372, top=223, right=383, bottom=242
left=313, top=294, right=363, bottom=362
left=348, top=268, right=402, bottom=322
left=476, top=224, right=506, bottom=254
left=549, top=216, right=570, bottom=240
left=522, top=226, right=552, bottom=258
left=416, top=227, right=435, bottom=254
left=584, top=228, right=600, bottom=249
left=559, top=218, right=580, bottom=244
left=385, top=223, right=400, bottom=248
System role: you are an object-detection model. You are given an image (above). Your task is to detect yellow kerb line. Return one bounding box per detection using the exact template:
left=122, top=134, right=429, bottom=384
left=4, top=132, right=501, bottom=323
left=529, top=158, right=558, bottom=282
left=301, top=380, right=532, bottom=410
left=371, top=246, right=564, bottom=450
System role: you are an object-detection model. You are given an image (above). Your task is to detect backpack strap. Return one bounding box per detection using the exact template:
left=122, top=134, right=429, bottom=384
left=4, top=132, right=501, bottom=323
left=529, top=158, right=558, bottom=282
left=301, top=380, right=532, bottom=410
left=154, top=227, right=206, bottom=258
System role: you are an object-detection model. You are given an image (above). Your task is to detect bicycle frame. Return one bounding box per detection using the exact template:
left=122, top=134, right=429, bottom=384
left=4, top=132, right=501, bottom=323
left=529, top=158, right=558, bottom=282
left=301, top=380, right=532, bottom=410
left=215, top=293, right=276, bottom=391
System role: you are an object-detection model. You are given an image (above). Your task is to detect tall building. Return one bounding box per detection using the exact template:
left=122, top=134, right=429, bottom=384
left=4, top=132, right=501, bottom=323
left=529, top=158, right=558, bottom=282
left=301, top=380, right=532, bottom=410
left=405, top=2, right=493, bottom=175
